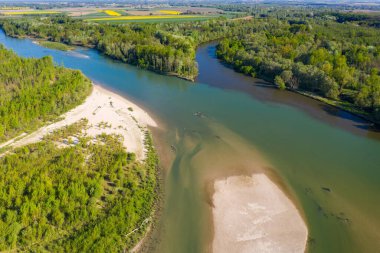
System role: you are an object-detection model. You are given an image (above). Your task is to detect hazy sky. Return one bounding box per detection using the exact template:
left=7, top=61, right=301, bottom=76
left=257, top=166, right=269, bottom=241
left=1, top=0, right=380, bottom=3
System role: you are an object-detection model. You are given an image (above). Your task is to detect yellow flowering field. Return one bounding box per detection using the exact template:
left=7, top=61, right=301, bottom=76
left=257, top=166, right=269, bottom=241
left=103, top=10, right=121, bottom=16
left=158, top=10, right=182, bottom=15
left=88, top=15, right=199, bottom=22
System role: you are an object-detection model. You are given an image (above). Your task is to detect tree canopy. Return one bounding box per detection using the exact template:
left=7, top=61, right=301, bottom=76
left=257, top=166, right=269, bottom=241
left=216, top=17, right=380, bottom=122
left=0, top=45, right=91, bottom=142
left=0, top=120, right=158, bottom=251
left=0, top=17, right=259, bottom=81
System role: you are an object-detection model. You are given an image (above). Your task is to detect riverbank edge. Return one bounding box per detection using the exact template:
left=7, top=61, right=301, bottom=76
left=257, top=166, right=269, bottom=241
left=293, top=89, right=379, bottom=126
left=259, top=81, right=379, bottom=127
left=214, top=54, right=380, bottom=127
left=129, top=131, right=165, bottom=252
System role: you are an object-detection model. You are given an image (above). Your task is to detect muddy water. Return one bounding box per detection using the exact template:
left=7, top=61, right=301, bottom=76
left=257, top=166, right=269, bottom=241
left=1, top=31, right=380, bottom=253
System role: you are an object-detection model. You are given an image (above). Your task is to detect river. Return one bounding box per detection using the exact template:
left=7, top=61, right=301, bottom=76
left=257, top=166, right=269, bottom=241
left=1, top=30, right=380, bottom=253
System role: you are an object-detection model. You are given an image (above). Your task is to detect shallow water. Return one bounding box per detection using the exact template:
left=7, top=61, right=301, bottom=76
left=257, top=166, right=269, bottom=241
left=1, top=30, right=380, bottom=253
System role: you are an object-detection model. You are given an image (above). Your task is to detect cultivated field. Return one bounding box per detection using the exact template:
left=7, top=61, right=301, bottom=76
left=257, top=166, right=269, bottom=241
left=0, top=5, right=224, bottom=22
left=0, top=10, right=61, bottom=15
left=158, top=10, right=182, bottom=15
left=102, top=10, right=122, bottom=16
left=0, top=7, right=29, bottom=10
left=86, top=15, right=213, bottom=23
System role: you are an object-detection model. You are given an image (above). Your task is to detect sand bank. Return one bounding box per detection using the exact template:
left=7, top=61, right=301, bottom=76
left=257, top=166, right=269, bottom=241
left=0, top=85, right=157, bottom=160
left=212, top=174, right=308, bottom=253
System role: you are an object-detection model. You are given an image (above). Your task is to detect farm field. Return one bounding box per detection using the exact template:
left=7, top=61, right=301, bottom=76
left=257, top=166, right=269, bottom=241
left=79, top=7, right=222, bottom=23
left=0, top=7, right=29, bottom=10
left=85, top=15, right=214, bottom=23
left=124, top=6, right=222, bottom=16
left=102, top=10, right=122, bottom=16
left=0, top=5, right=223, bottom=19
left=1, top=10, right=61, bottom=15
left=158, top=10, right=182, bottom=15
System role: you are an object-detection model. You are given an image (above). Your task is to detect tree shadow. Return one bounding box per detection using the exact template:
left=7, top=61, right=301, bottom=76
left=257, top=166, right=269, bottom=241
left=320, top=104, right=366, bottom=124
left=319, top=104, right=380, bottom=133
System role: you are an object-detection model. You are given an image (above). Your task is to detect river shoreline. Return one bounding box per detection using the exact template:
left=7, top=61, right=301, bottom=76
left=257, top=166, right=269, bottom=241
left=293, top=89, right=379, bottom=127
left=212, top=51, right=380, bottom=128
left=0, top=32, right=197, bottom=81
left=12, top=30, right=379, bottom=128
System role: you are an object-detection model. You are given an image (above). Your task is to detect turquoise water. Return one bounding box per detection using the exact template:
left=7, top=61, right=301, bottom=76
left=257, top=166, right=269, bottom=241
left=1, top=30, right=380, bottom=252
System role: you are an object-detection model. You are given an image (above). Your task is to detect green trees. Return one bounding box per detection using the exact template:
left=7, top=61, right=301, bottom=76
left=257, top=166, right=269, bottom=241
left=274, top=75, right=286, bottom=90
left=356, top=69, right=380, bottom=114
left=0, top=17, right=259, bottom=81
left=0, top=18, right=159, bottom=252
left=0, top=121, right=158, bottom=251
left=0, top=45, right=91, bottom=142
left=0, top=18, right=201, bottom=80
left=1, top=12, right=379, bottom=122
left=215, top=17, right=380, bottom=122
left=280, top=70, right=294, bottom=88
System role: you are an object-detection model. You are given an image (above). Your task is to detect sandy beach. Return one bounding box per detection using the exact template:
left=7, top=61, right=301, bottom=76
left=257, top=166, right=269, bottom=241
left=212, top=174, right=308, bottom=253
left=0, top=85, right=157, bottom=160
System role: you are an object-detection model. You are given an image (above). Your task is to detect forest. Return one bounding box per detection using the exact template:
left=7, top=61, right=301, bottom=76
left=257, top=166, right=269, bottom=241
left=0, top=17, right=257, bottom=81
left=0, top=45, right=91, bottom=142
left=215, top=14, right=380, bottom=123
left=0, top=120, right=158, bottom=251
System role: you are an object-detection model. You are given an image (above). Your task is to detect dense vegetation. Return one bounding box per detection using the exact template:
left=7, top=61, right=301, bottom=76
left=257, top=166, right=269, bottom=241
left=216, top=17, right=380, bottom=122
left=327, top=12, right=380, bottom=28
left=0, top=17, right=255, bottom=80
left=0, top=45, right=91, bottom=142
left=1, top=10, right=379, bottom=122
left=0, top=17, right=197, bottom=80
left=0, top=120, right=158, bottom=251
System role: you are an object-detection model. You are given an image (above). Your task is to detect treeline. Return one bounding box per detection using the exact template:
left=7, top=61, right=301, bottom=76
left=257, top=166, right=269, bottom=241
left=0, top=17, right=199, bottom=80
left=0, top=17, right=259, bottom=81
left=0, top=120, right=158, bottom=251
left=0, top=45, right=91, bottom=142
left=216, top=18, right=380, bottom=122
left=328, top=12, right=380, bottom=28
